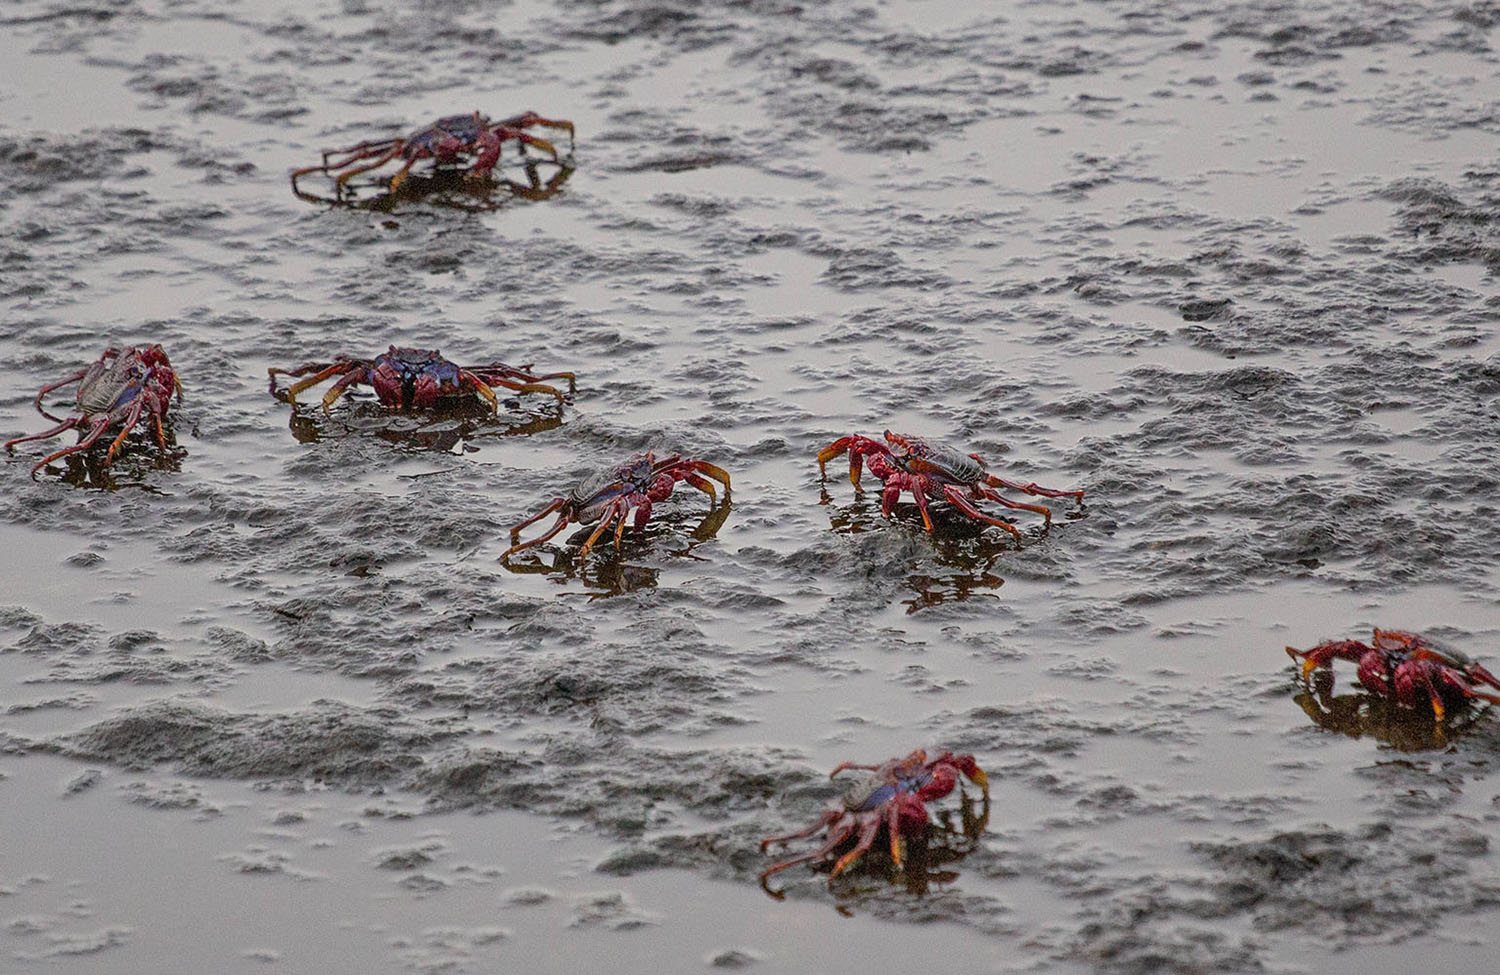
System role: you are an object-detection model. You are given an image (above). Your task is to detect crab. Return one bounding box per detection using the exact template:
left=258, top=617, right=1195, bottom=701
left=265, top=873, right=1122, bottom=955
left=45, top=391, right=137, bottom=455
left=267, top=346, right=574, bottom=412
left=1286, top=628, right=1500, bottom=722
left=5, top=345, right=182, bottom=478
left=759, top=749, right=988, bottom=893
left=290, top=110, right=574, bottom=196
left=817, top=430, right=1084, bottom=538
left=501, top=450, right=732, bottom=560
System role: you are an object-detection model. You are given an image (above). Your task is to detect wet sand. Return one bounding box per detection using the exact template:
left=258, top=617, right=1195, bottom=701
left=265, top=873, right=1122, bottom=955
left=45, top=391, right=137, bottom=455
left=3, top=0, right=1500, bottom=972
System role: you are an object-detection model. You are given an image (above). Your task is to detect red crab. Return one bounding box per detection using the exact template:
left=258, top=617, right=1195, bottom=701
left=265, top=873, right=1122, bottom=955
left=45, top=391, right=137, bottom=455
left=1286, top=628, right=1500, bottom=722
left=817, top=430, right=1083, bottom=538
left=502, top=450, right=732, bottom=560
left=759, top=749, right=988, bottom=892
left=267, top=346, right=574, bottom=412
left=290, top=110, right=574, bottom=195
left=5, top=345, right=182, bottom=477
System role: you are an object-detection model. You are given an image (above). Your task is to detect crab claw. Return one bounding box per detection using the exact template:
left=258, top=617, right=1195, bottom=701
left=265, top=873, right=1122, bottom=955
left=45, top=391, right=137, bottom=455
left=1285, top=646, right=1321, bottom=681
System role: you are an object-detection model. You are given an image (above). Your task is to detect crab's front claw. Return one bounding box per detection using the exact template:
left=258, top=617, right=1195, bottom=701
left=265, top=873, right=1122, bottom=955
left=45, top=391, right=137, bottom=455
left=1286, top=646, right=1321, bottom=681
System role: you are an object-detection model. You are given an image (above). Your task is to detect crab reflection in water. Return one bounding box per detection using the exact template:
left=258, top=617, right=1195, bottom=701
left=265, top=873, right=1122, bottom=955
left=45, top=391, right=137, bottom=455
left=500, top=501, right=733, bottom=597
left=825, top=500, right=1009, bottom=614
left=1293, top=669, right=1493, bottom=753
left=285, top=400, right=562, bottom=451
left=35, top=446, right=183, bottom=492
left=292, top=159, right=573, bottom=212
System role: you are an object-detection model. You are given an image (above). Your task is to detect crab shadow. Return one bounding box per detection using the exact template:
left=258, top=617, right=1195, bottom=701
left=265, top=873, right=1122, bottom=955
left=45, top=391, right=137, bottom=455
left=283, top=398, right=562, bottom=452
left=822, top=494, right=1023, bottom=614
left=1292, top=670, right=1494, bottom=752
left=761, top=790, right=991, bottom=906
left=291, top=160, right=573, bottom=212
left=499, top=501, right=733, bottom=598
left=12, top=429, right=184, bottom=491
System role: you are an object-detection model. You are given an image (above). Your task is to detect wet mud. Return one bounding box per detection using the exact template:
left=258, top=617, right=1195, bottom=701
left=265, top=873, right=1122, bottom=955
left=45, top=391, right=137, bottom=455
left=3, top=0, right=1500, bottom=972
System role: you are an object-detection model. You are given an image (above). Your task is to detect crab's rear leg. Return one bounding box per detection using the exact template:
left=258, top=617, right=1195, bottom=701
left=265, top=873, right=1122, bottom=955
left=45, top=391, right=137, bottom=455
left=941, top=485, right=1023, bottom=539
left=268, top=362, right=341, bottom=403
left=32, top=369, right=87, bottom=419
left=291, top=140, right=399, bottom=194
left=334, top=145, right=405, bottom=188
left=479, top=374, right=566, bottom=406
left=470, top=364, right=577, bottom=394
left=5, top=416, right=81, bottom=451
left=508, top=497, right=567, bottom=543
left=760, top=809, right=843, bottom=851
left=760, top=816, right=857, bottom=889
left=320, top=138, right=403, bottom=171
left=684, top=459, right=731, bottom=499
left=985, top=473, right=1085, bottom=500
left=679, top=471, right=720, bottom=504
left=528, top=369, right=576, bottom=393
left=978, top=486, right=1055, bottom=524
left=502, top=504, right=573, bottom=560
left=32, top=415, right=112, bottom=477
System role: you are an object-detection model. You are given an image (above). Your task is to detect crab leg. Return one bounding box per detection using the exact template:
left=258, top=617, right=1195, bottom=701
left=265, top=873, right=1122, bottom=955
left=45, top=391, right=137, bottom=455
left=5, top=416, right=81, bottom=450
left=502, top=518, right=574, bottom=560
left=508, top=498, right=567, bottom=542
left=459, top=371, right=501, bottom=412
left=488, top=377, right=566, bottom=405
left=579, top=500, right=625, bottom=557
left=319, top=139, right=403, bottom=171
left=679, top=472, right=718, bottom=502
left=104, top=399, right=145, bottom=462
left=471, top=363, right=577, bottom=393
left=978, top=486, right=1055, bottom=523
left=149, top=401, right=169, bottom=450
left=268, top=362, right=343, bottom=403
left=830, top=816, right=883, bottom=878
left=489, top=127, right=560, bottom=164
left=942, top=486, right=1024, bottom=538
left=31, top=368, right=87, bottom=419
left=888, top=799, right=907, bottom=868
left=760, top=818, right=858, bottom=883
left=496, top=111, right=576, bottom=153
left=291, top=141, right=399, bottom=194
left=684, top=459, right=731, bottom=497
left=760, top=809, right=843, bottom=850
left=984, top=473, right=1085, bottom=500
left=31, top=415, right=112, bottom=476
left=334, top=145, right=404, bottom=187
left=817, top=436, right=879, bottom=488
left=320, top=368, right=372, bottom=410
left=909, top=482, right=936, bottom=532
left=386, top=155, right=421, bottom=192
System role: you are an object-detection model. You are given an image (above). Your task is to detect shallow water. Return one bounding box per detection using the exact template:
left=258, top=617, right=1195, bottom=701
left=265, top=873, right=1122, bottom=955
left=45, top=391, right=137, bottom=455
left=3, top=0, right=1500, bottom=972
